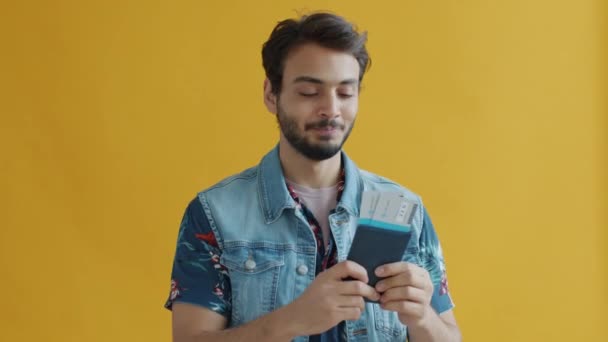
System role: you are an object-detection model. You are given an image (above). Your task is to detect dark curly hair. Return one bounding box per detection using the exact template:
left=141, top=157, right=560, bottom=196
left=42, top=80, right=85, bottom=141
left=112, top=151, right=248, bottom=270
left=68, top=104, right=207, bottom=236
left=262, top=12, right=371, bottom=95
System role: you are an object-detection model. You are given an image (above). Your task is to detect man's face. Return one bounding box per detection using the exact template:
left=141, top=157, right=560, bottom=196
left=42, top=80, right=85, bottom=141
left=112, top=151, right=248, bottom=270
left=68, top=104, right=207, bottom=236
left=268, top=43, right=360, bottom=161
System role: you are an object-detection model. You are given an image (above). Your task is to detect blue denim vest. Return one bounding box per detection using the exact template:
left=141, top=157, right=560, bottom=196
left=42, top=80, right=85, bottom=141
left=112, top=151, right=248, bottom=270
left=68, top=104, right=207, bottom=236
left=197, top=146, right=424, bottom=341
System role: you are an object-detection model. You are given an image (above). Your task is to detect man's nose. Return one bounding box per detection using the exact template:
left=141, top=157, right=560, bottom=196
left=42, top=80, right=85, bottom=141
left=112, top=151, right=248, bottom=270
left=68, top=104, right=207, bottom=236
left=318, top=93, right=340, bottom=118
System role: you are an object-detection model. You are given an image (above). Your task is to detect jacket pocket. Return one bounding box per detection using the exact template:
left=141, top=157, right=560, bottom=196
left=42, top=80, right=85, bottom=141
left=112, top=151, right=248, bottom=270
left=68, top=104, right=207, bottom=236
left=372, top=304, right=407, bottom=340
left=221, top=245, right=285, bottom=325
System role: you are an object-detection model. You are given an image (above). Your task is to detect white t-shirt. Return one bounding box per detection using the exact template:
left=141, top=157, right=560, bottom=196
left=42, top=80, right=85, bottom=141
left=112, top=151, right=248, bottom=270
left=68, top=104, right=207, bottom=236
left=286, top=180, right=339, bottom=248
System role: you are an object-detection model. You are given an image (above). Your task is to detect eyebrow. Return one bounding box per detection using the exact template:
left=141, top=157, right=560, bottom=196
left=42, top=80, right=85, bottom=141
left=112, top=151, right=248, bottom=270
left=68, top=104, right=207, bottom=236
left=292, top=76, right=359, bottom=85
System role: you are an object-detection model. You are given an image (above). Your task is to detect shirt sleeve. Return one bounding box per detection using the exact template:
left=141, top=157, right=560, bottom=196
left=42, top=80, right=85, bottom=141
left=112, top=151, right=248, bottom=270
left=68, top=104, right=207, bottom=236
left=418, top=206, right=455, bottom=314
left=164, top=197, right=231, bottom=317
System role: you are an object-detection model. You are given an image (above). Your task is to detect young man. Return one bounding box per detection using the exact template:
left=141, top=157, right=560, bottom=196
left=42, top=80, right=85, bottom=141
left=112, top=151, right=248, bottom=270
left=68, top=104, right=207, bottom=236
left=165, top=12, right=461, bottom=342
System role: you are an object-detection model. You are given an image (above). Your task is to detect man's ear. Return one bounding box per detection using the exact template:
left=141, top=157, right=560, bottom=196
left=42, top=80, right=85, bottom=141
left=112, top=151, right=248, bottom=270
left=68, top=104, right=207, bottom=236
left=263, top=79, right=278, bottom=114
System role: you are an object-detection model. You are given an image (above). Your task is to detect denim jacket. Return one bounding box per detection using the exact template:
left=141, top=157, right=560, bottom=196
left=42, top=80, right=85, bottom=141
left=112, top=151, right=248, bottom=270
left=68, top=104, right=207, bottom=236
left=166, top=146, right=454, bottom=341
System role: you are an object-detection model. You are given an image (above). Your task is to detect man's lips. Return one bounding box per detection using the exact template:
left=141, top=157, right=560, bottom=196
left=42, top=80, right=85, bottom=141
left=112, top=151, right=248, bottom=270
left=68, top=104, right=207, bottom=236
left=305, top=119, right=342, bottom=131
left=314, top=126, right=337, bottom=132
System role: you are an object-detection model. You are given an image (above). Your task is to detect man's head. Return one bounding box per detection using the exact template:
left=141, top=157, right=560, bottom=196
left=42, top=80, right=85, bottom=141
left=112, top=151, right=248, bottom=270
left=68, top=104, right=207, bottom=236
left=262, top=13, right=370, bottom=161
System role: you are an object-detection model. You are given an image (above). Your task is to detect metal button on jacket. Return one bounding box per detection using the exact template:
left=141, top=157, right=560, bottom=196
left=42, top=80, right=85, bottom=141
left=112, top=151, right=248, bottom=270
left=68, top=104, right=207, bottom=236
left=244, top=259, right=256, bottom=271
left=297, top=265, right=308, bottom=275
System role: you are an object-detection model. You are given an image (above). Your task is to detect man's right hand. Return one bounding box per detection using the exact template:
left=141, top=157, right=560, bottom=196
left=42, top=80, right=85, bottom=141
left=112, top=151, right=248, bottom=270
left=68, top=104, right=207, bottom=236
left=283, top=260, right=380, bottom=336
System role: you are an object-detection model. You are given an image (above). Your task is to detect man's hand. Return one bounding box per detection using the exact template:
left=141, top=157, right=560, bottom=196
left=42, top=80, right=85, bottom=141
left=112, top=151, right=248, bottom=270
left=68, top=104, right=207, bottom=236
left=374, top=262, right=435, bottom=327
left=285, top=260, right=380, bottom=336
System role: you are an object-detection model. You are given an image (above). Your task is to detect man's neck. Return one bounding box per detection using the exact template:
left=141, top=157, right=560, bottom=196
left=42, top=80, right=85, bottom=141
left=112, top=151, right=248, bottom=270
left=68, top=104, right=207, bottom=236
left=279, top=141, right=342, bottom=189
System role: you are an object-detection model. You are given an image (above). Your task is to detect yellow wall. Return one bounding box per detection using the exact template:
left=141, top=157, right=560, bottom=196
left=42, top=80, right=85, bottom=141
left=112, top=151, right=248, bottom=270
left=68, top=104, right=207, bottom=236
left=1, top=1, right=606, bottom=341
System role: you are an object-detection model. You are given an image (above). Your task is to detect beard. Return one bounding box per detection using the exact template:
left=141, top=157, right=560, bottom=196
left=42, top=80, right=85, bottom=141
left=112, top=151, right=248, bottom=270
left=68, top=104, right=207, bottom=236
left=276, top=103, right=355, bottom=161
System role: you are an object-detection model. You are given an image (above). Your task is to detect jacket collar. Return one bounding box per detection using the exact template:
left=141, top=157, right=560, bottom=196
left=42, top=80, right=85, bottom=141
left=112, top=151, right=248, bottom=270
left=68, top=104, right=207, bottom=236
left=258, top=145, right=362, bottom=224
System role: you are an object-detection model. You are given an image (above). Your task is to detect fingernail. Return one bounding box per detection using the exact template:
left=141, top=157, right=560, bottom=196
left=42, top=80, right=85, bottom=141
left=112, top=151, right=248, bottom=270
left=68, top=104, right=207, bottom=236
left=376, top=283, right=385, bottom=292
left=375, top=267, right=385, bottom=276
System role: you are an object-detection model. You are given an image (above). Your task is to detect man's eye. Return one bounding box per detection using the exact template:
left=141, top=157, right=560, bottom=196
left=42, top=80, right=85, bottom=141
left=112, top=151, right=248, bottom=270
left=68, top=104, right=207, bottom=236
left=339, top=93, right=354, bottom=98
left=299, top=92, right=318, bottom=97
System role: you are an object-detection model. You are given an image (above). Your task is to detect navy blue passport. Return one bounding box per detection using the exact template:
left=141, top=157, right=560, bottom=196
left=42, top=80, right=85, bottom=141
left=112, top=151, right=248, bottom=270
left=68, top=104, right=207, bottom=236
left=346, top=224, right=412, bottom=302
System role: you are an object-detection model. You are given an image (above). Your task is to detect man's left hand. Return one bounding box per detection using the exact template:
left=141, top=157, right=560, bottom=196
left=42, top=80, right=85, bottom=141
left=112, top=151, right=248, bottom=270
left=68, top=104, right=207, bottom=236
left=374, top=261, right=435, bottom=327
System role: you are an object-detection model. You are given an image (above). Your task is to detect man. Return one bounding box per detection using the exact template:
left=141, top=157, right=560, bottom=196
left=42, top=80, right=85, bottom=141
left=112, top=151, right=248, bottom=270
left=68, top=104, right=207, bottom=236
left=165, top=12, right=461, bottom=342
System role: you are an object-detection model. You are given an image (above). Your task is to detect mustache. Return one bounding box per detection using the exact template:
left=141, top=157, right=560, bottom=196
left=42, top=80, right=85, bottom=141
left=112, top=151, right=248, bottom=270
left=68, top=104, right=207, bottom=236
left=305, top=119, right=344, bottom=130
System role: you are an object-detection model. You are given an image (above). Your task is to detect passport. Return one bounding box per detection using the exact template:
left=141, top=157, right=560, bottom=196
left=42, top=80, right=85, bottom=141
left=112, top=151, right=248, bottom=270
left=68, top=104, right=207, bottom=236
left=346, top=191, right=417, bottom=302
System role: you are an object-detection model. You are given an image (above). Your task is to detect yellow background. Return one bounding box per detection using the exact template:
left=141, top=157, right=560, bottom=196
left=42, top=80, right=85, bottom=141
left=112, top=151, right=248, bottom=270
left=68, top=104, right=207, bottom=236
left=1, top=1, right=606, bottom=341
